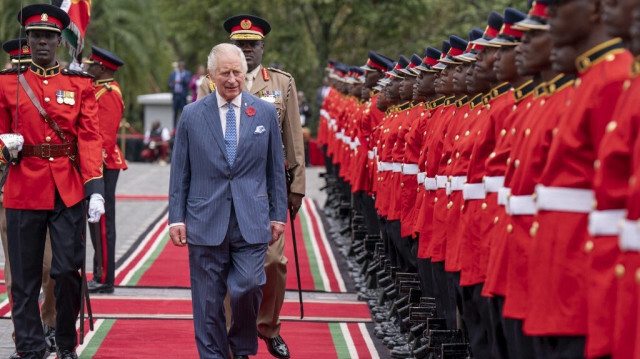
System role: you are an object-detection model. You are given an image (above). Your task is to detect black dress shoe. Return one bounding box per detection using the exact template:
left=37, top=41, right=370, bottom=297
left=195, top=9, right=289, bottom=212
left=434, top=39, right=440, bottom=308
left=56, top=349, right=78, bottom=359
left=232, top=356, right=248, bottom=359
left=87, top=279, right=114, bottom=294
left=258, top=333, right=290, bottom=359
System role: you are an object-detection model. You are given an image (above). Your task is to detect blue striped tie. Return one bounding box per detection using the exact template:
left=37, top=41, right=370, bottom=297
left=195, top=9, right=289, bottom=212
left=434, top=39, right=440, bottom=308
left=225, top=102, right=237, bottom=166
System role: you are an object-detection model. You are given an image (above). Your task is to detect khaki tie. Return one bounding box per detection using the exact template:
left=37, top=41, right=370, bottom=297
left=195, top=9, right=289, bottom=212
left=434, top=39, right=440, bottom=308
left=245, top=73, right=254, bottom=92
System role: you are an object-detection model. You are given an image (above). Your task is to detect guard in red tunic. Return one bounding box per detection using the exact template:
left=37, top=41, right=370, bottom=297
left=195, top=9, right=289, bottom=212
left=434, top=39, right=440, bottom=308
left=0, top=4, right=104, bottom=359
left=83, top=46, right=127, bottom=294
left=524, top=0, right=633, bottom=356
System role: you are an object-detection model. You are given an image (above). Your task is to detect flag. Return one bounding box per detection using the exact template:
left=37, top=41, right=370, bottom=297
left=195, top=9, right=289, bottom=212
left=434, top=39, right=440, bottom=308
left=52, top=0, right=91, bottom=60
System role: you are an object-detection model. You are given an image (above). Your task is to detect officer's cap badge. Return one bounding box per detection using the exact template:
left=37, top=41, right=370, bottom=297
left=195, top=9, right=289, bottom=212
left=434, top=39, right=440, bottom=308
left=241, top=19, right=252, bottom=30
left=41, top=13, right=48, bottom=22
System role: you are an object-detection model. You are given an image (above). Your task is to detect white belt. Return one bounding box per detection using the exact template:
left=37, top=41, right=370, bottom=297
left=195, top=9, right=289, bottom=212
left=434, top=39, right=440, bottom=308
left=378, top=162, right=393, bottom=172
left=320, top=109, right=329, bottom=120
left=589, top=209, right=625, bottom=236
left=446, top=182, right=451, bottom=196
left=463, top=183, right=486, bottom=200
left=620, top=219, right=640, bottom=251
left=349, top=140, right=357, bottom=150
left=484, top=176, right=505, bottom=193
left=336, top=132, right=344, bottom=140
left=450, top=176, right=466, bottom=191
left=425, top=177, right=437, bottom=190
left=507, top=194, right=537, bottom=215
left=417, top=172, right=426, bottom=185
left=402, top=164, right=419, bottom=175
left=392, top=163, right=402, bottom=173
left=436, top=175, right=448, bottom=189
left=535, top=185, right=594, bottom=213
left=368, top=151, right=374, bottom=160
left=497, top=187, right=510, bottom=206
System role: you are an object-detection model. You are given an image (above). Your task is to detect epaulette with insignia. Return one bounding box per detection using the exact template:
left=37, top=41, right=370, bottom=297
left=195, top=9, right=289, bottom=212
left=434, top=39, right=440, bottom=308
left=267, top=67, right=293, bottom=79
left=62, top=68, right=94, bottom=78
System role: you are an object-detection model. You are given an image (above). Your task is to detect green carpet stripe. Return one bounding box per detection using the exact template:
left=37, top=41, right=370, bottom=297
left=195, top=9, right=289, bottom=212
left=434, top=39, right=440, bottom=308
left=79, top=319, right=116, bottom=359
left=328, top=322, right=352, bottom=358
left=127, top=233, right=170, bottom=286
left=0, top=293, right=6, bottom=303
left=299, top=210, right=325, bottom=291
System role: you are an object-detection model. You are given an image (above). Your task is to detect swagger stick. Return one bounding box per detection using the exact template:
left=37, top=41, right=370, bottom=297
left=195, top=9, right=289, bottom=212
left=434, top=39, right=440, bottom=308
left=286, top=167, right=304, bottom=319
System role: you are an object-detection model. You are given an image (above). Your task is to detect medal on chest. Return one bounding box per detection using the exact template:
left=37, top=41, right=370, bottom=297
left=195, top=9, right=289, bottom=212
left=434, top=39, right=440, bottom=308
left=258, top=90, right=282, bottom=104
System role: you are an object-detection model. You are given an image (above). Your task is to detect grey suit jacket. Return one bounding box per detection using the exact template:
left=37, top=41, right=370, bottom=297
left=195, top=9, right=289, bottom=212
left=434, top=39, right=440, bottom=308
left=168, top=90, right=287, bottom=245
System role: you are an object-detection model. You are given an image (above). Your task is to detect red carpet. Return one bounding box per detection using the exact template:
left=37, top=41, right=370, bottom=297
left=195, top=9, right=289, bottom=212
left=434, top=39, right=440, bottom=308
left=77, top=319, right=379, bottom=358
left=113, top=199, right=347, bottom=293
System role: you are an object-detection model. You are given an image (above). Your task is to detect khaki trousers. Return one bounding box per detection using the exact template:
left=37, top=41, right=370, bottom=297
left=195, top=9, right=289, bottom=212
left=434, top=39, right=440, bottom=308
left=225, top=232, right=287, bottom=338
left=1, top=204, right=56, bottom=340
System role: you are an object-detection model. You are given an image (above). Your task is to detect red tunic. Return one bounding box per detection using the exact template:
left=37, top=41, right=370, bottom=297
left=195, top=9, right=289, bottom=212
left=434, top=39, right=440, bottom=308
left=459, top=84, right=512, bottom=287
left=94, top=80, right=127, bottom=170
left=401, top=103, right=428, bottom=238
left=386, top=103, right=413, bottom=221
left=414, top=97, right=446, bottom=258
left=524, top=39, right=633, bottom=337
left=483, top=80, right=537, bottom=297
left=611, top=68, right=640, bottom=359
left=502, top=75, right=575, bottom=320
left=0, top=63, right=103, bottom=209
left=422, top=97, right=457, bottom=262
left=586, top=68, right=639, bottom=357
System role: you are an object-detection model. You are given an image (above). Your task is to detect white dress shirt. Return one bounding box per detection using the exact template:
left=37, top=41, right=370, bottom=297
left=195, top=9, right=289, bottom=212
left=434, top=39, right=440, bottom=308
left=216, top=91, right=242, bottom=143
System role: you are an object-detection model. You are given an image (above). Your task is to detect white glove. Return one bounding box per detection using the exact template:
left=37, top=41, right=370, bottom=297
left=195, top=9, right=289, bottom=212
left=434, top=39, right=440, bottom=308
left=0, top=133, right=24, bottom=163
left=88, top=194, right=105, bottom=223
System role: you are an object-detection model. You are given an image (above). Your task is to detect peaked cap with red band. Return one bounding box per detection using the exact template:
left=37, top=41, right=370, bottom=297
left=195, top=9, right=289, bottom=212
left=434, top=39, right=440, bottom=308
left=85, top=46, right=124, bottom=71
left=486, top=8, right=527, bottom=47
left=3, top=38, right=31, bottom=63
left=416, top=47, right=442, bottom=73
left=456, top=28, right=485, bottom=62
left=361, top=51, right=390, bottom=72
left=18, top=4, right=70, bottom=33
left=399, top=54, right=422, bottom=76
left=224, top=14, right=271, bottom=40
left=433, top=40, right=451, bottom=70
left=514, top=0, right=551, bottom=31
left=438, top=35, right=468, bottom=65
left=471, top=11, right=505, bottom=46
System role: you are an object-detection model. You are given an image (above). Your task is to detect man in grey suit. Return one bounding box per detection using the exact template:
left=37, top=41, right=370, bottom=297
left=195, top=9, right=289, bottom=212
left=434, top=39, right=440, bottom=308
left=168, top=43, right=287, bottom=359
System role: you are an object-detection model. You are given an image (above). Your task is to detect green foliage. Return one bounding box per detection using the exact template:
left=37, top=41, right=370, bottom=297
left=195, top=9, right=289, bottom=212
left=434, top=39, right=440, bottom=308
left=0, top=0, right=528, bottom=133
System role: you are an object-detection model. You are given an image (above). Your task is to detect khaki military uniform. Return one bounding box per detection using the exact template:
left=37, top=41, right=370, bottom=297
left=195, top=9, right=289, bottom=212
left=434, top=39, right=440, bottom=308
left=198, top=65, right=305, bottom=338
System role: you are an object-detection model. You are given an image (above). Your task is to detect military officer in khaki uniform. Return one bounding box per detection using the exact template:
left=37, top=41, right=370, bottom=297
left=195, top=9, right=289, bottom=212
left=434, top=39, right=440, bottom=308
left=197, top=14, right=305, bottom=359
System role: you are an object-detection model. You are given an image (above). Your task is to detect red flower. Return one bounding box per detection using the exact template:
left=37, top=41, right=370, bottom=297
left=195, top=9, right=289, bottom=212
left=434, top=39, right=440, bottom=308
left=245, top=107, right=255, bottom=116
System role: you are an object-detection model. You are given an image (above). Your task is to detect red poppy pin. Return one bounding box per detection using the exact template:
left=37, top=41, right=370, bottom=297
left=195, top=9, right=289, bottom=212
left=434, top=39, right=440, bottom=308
left=245, top=107, right=256, bottom=117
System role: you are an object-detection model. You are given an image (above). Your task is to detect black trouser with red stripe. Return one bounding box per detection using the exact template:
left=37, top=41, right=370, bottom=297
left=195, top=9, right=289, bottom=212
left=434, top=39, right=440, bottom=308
left=89, top=168, right=120, bottom=285
left=7, top=191, right=84, bottom=354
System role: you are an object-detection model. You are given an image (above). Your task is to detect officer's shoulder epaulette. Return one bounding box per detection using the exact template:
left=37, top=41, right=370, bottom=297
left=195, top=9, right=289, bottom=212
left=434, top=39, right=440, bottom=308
left=61, top=68, right=95, bottom=79
left=0, top=65, right=28, bottom=75
left=0, top=68, right=20, bottom=75
left=267, top=67, right=293, bottom=79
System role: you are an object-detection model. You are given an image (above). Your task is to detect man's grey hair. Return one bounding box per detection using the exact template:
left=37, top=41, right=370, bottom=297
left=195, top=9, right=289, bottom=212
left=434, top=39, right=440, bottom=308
left=207, top=43, right=248, bottom=74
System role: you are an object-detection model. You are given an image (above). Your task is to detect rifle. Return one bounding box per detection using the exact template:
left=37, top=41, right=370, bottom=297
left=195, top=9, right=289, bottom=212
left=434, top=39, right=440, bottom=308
left=285, top=165, right=304, bottom=319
